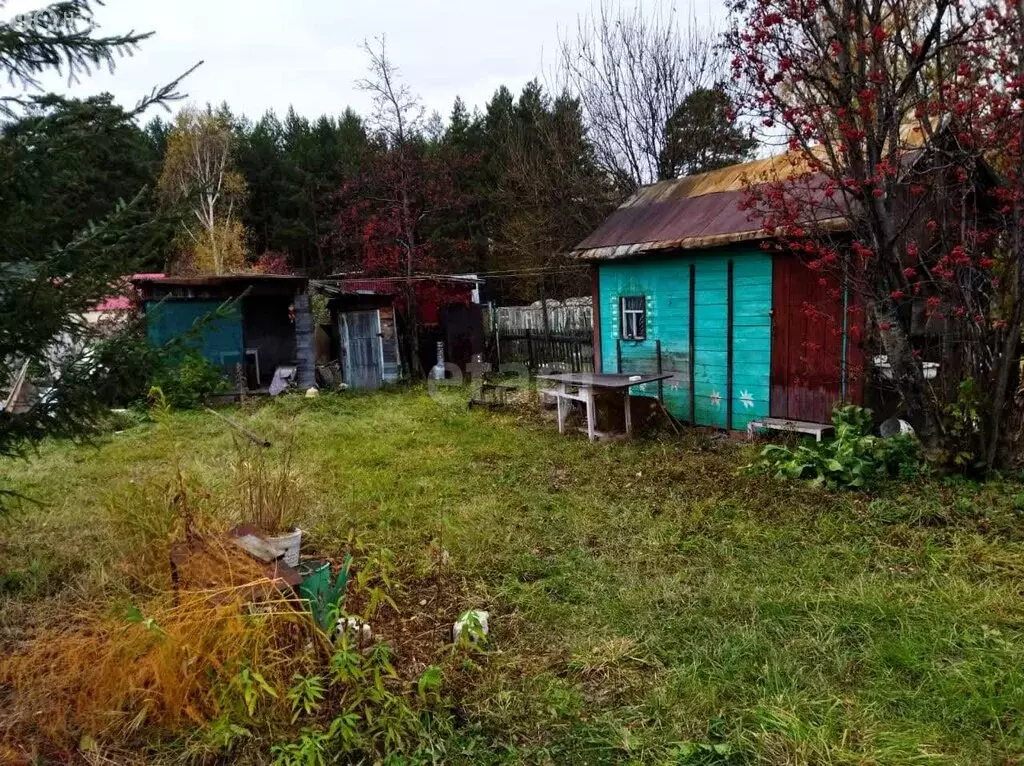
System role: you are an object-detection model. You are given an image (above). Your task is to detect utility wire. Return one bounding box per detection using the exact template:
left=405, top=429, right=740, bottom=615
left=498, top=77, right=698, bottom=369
left=315, top=265, right=588, bottom=282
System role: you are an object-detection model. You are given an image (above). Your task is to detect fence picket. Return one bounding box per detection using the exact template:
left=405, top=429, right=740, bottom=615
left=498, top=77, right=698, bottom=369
left=489, top=298, right=594, bottom=374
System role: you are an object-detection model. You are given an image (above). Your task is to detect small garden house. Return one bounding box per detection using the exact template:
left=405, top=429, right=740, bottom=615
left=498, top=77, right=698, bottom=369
left=325, top=274, right=485, bottom=376
left=571, top=155, right=864, bottom=432
left=325, top=288, right=402, bottom=391
left=132, top=274, right=316, bottom=391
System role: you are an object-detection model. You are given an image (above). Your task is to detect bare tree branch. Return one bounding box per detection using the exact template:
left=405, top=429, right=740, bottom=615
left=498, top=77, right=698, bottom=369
left=356, top=34, right=424, bottom=147
left=556, top=1, right=724, bottom=191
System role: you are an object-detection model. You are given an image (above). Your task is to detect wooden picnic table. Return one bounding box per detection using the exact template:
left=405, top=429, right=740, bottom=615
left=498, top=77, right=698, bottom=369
left=536, top=372, right=673, bottom=442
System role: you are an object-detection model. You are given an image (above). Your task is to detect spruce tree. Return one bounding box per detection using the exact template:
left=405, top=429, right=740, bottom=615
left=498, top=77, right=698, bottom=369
left=657, top=85, right=756, bottom=180
left=1, top=1, right=189, bottom=478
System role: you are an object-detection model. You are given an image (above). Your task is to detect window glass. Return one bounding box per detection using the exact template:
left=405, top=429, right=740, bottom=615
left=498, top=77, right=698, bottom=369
left=620, top=296, right=646, bottom=340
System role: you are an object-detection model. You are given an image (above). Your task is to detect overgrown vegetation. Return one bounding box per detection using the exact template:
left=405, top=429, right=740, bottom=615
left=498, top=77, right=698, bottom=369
left=148, top=351, right=230, bottom=410
left=0, top=421, right=456, bottom=762
left=751, top=406, right=925, bottom=490
left=3, top=390, right=1024, bottom=763
left=234, top=435, right=303, bottom=536
left=88, top=311, right=235, bottom=413
left=0, top=1, right=192, bottom=469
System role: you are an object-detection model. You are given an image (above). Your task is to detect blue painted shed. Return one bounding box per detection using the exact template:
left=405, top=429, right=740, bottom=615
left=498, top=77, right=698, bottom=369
left=572, top=155, right=862, bottom=430
left=132, top=274, right=317, bottom=391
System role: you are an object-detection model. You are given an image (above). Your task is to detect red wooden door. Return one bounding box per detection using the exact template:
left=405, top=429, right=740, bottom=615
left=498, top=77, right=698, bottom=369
left=770, top=255, right=862, bottom=422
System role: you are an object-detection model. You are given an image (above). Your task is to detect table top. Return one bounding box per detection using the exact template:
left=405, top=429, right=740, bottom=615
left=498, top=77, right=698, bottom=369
left=536, top=372, right=674, bottom=389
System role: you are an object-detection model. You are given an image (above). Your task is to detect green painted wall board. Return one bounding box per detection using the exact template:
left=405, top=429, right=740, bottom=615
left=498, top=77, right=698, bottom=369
left=145, top=300, right=244, bottom=372
left=597, top=249, right=772, bottom=430
left=692, top=257, right=728, bottom=427
left=728, top=253, right=773, bottom=430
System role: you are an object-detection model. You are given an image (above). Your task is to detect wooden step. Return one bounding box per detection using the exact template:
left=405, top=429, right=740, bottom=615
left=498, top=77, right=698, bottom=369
left=747, top=417, right=835, bottom=442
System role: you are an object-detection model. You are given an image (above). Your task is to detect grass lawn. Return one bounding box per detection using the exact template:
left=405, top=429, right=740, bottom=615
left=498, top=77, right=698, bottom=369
left=3, top=388, right=1024, bottom=763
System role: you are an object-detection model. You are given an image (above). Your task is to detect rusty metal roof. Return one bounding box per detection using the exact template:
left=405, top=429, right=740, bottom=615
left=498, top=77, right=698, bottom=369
left=570, top=152, right=838, bottom=260
left=572, top=125, right=933, bottom=261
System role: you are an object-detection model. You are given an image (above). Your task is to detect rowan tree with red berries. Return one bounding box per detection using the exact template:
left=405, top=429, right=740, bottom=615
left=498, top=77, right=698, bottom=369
left=727, top=0, right=1024, bottom=467
left=333, top=37, right=471, bottom=376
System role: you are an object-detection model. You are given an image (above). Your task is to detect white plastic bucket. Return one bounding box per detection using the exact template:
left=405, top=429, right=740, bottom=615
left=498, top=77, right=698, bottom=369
left=266, top=528, right=302, bottom=567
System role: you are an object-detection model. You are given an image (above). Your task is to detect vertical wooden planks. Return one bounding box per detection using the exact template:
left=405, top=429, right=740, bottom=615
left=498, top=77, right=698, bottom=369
left=597, top=249, right=772, bottom=429
left=344, top=310, right=384, bottom=390
left=692, top=256, right=729, bottom=429
left=146, top=299, right=244, bottom=374
left=689, top=263, right=696, bottom=425
left=656, top=339, right=664, bottom=403
left=597, top=257, right=693, bottom=421
left=770, top=253, right=863, bottom=423
left=729, top=255, right=773, bottom=431
left=770, top=254, right=790, bottom=418
left=726, top=260, right=734, bottom=432
left=591, top=265, right=602, bottom=372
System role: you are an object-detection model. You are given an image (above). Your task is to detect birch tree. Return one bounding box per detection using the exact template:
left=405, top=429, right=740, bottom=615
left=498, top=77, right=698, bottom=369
left=158, top=106, right=247, bottom=273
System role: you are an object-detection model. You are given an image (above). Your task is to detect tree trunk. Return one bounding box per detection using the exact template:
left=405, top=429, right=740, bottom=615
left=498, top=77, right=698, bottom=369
left=865, top=185, right=944, bottom=445
left=209, top=221, right=219, bottom=273
left=985, top=1, right=1024, bottom=469
left=875, top=305, right=941, bottom=443
left=405, top=280, right=422, bottom=378
left=986, top=324, right=1022, bottom=468
left=401, top=186, right=423, bottom=378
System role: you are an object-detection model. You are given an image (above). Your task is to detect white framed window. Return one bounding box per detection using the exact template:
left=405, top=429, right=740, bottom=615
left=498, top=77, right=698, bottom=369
left=620, top=295, right=646, bottom=340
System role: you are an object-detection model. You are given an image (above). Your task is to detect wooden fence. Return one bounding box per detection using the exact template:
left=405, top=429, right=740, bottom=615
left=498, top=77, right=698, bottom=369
left=491, top=329, right=594, bottom=374
left=495, top=299, right=593, bottom=336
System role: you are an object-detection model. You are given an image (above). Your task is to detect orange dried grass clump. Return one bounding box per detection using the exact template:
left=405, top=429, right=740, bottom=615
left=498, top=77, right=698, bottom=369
left=0, top=541, right=322, bottom=747
left=0, top=453, right=323, bottom=752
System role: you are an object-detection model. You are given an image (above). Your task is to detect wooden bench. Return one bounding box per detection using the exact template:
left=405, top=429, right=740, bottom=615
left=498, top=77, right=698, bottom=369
left=747, top=417, right=835, bottom=442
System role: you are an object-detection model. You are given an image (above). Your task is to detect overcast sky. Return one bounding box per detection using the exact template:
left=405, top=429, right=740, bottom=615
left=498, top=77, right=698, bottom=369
left=5, top=0, right=724, bottom=123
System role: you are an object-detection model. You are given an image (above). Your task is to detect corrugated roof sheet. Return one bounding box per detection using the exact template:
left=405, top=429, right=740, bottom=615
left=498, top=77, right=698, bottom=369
left=323, top=272, right=484, bottom=285
left=573, top=126, right=931, bottom=261
left=570, top=153, right=831, bottom=260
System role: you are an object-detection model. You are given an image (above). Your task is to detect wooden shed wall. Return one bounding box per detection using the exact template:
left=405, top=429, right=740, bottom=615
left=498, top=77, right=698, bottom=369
left=242, top=295, right=296, bottom=383
left=596, top=249, right=773, bottom=431
left=144, top=300, right=244, bottom=372
left=770, top=255, right=864, bottom=422
left=336, top=306, right=402, bottom=389
left=594, top=249, right=864, bottom=429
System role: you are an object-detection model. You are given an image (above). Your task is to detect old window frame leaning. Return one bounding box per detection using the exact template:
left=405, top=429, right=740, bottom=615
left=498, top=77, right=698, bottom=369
left=619, top=295, right=646, bottom=340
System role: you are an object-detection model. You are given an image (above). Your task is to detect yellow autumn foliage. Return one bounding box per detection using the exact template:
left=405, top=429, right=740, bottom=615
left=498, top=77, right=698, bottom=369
left=158, top=105, right=250, bottom=274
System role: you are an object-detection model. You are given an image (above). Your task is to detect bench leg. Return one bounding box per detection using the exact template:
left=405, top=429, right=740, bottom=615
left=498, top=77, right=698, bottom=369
left=623, top=391, right=632, bottom=437
left=556, top=394, right=566, bottom=435
left=586, top=388, right=597, bottom=442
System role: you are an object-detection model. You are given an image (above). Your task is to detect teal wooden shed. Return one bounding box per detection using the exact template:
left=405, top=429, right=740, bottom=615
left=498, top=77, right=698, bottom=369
left=132, top=274, right=318, bottom=392
left=571, top=155, right=863, bottom=432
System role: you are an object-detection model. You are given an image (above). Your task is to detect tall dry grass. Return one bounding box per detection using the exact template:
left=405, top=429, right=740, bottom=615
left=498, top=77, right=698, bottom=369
left=1, top=458, right=323, bottom=753
left=1, top=580, right=324, bottom=745
left=233, top=436, right=304, bottom=535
